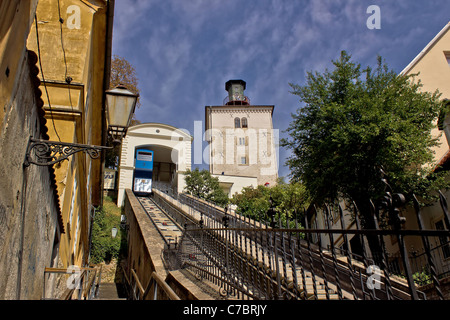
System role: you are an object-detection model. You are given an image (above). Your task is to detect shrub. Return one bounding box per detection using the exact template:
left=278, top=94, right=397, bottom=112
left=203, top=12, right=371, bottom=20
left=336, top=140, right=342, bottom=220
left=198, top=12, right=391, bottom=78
left=90, top=207, right=122, bottom=264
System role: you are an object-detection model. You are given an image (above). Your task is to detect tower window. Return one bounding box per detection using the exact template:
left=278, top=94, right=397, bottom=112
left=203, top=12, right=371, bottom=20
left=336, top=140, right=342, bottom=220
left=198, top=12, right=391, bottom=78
left=241, top=117, right=248, bottom=128
left=234, top=117, right=241, bottom=128
left=240, top=157, right=247, bottom=165
left=445, top=52, right=450, bottom=66
left=435, top=220, right=450, bottom=259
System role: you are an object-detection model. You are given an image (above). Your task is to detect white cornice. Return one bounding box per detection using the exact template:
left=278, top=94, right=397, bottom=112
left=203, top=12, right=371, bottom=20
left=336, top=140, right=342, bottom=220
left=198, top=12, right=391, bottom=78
left=208, top=105, right=274, bottom=114
left=401, top=22, right=450, bottom=75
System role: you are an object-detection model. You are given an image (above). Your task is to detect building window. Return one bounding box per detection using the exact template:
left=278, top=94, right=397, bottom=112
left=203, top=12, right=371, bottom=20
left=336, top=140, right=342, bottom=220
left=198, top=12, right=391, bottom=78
left=68, top=176, right=78, bottom=227
left=73, top=214, right=80, bottom=256
left=240, top=156, right=247, bottom=165
left=445, top=52, right=450, bottom=66
left=311, top=218, right=318, bottom=244
left=234, top=117, right=241, bottom=128
left=435, top=220, right=450, bottom=259
left=438, top=99, right=450, bottom=130
left=241, top=117, right=248, bottom=128
left=238, top=137, right=246, bottom=145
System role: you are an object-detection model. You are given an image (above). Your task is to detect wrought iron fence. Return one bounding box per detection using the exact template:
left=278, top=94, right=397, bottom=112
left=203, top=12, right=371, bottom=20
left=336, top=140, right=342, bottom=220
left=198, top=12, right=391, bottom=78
left=158, top=189, right=450, bottom=300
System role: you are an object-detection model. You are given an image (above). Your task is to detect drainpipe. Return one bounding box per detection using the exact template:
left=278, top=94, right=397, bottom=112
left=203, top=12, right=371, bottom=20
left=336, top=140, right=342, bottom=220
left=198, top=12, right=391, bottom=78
left=87, top=206, right=98, bottom=265
left=98, top=0, right=115, bottom=209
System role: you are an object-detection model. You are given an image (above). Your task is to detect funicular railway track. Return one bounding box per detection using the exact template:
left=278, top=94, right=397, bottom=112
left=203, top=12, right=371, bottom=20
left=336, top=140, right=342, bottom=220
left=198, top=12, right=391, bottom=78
left=130, top=152, right=347, bottom=299
left=136, top=193, right=233, bottom=299
left=136, top=190, right=344, bottom=300
left=126, top=141, right=450, bottom=301
left=151, top=189, right=353, bottom=300
left=175, top=193, right=349, bottom=299
left=134, top=187, right=448, bottom=300
left=135, top=195, right=183, bottom=248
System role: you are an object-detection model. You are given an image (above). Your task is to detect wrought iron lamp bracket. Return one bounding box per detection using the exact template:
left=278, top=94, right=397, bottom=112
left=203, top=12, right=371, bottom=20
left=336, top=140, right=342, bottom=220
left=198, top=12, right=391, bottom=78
left=24, top=138, right=112, bottom=167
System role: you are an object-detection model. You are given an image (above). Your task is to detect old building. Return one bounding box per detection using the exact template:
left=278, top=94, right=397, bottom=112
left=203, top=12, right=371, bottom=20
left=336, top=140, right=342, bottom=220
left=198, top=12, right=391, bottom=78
left=116, top=122, right=193, bottom=207
left=205, top=80, right=279, bottom=196
left=309, top=22, right=450, bottom=283
left=0, top=0, right=114, bottom=299
left=0, top=0, right=61, bottom=300
left=401, top=22, right=450, bottom=166
left=399, top=21, right=450, bottom=278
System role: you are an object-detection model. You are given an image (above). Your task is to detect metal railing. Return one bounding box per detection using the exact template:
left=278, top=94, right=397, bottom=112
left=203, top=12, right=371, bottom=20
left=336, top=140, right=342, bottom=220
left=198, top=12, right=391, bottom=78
left=162, top=189, right=450, bottom=300
left=223, top=96, right=251, bottom=106
left=43, top=265, right=102, bottom=300
left=122, top=268, right=180, bottom=300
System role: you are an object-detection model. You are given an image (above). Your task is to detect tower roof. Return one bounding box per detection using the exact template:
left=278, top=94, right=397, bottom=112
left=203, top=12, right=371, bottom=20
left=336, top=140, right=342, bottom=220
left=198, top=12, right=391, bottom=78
left=225, top=79, right=246, bottom=91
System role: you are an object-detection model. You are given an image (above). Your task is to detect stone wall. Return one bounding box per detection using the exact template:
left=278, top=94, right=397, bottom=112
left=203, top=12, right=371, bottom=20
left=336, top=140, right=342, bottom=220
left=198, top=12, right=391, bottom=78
left=124, top=189, right=168, bottom=291
left=0, top=50, right=62, bottom=299
left=123, top=189, right=212, bottom=300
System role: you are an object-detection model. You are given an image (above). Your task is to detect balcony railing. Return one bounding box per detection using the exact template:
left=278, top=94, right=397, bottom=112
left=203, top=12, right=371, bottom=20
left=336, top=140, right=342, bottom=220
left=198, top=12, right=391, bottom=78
left=223, top=96, right=251, bottom=106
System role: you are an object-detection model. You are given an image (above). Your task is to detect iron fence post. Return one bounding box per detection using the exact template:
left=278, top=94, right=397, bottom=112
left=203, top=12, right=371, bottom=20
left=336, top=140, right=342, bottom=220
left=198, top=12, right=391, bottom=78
left=295, top=209, right=308, bottom=299
left=316, top=206, right=330, bottom=300
left=268, top=197, right=282, bottom=299
left=338, top=204, right=357, bottom=300
left=438, top=191, right=450, bottom=231
left=324, top=205, right=343, bottom=299
left=280, top=213, right=289, bottom=299
left=413, top=195, right=443, bottom=300
left=303, top=212, right=318, bottom=299
left=221, top=206, right=230, bottom=297
left=388, top=192, right=419, bottom=300
left=370, top=199, right=393, bottom=300
left=353, top=201, right=375, bottom=300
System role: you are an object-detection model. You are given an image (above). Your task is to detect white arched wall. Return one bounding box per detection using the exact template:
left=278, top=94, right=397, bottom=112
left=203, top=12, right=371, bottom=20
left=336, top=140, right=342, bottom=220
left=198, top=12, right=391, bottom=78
left=116, top=123, right=193, bottom=207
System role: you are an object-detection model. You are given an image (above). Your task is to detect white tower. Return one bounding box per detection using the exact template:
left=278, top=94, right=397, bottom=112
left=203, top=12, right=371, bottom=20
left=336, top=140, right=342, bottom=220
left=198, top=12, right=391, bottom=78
left=205, top=80, right=278, bottom=196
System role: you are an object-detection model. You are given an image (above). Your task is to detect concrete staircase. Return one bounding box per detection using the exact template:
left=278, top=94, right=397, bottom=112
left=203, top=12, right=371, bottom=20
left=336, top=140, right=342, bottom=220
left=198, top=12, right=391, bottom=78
left=95, top=283, right=127, bottom=300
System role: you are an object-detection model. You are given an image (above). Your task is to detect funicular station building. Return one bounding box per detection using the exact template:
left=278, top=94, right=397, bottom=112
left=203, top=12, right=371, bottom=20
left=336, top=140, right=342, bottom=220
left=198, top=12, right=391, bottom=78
left=116, top=123, right=193, bottom=207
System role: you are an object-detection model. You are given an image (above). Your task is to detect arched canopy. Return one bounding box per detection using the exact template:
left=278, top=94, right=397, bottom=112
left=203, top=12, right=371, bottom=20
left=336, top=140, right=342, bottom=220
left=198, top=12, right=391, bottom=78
left=127, top=122, right=193, bottom=142
left=116, top=122, right=193, bottom=206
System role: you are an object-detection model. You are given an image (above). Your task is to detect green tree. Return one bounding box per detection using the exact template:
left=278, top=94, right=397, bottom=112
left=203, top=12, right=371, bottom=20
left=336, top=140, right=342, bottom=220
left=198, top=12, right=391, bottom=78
left=231, top=185, right=271, bottom=222
left=184, top=168, right=229, bottom=207
left=231, top=181, right=310, bottom=227
left=90, top=207, right=122, bottom=264
left=110, top=54, right=141, bottom=109
left=282, top=51, right=449, bottom=259
left=106, top=55, right=141, bottom=169
left=275, top=181, right=310, bottom=221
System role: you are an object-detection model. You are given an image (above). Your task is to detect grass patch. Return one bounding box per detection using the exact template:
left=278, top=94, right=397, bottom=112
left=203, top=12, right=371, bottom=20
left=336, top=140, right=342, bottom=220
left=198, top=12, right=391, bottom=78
left=103, top=195, right=122, bottom=217
left=90, top=195, right=126, bottom=264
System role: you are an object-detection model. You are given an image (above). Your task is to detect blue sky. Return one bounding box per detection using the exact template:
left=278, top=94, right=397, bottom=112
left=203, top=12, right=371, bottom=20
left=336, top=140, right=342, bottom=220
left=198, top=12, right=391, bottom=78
left=111, top=0, right=450, bottom=179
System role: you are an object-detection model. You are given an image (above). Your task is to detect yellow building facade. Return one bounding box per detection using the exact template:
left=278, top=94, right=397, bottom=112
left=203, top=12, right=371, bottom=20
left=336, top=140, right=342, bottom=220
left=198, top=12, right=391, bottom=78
left=398, top=22, right=450, bottom=276
left=26, top=0, right=114, bottom=270
left=401, top=22, right=450, bottom=166
left=303, top=23, right=450, bottom=283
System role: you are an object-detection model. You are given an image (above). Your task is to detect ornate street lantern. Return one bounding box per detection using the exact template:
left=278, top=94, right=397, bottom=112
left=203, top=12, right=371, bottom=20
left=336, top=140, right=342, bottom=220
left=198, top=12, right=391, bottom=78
left=24, top=84, right=138, bottom=167
left=105, top=84, right=139, bottom=145
left=111, top=227, right=118, bottom=238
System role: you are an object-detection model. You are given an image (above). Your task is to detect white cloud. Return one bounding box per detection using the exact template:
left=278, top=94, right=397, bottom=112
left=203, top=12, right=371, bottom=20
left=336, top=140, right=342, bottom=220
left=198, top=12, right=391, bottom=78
left=169, top=0, right=225, bottom=33
left=112, top=0, right=450, bottom=174
left=112, top=0, right=157, bottom=49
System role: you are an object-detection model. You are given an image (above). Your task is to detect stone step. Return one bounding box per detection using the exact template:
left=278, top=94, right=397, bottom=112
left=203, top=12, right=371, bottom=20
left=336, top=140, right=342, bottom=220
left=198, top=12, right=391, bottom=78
left=96, top=283, right=127, bottom=300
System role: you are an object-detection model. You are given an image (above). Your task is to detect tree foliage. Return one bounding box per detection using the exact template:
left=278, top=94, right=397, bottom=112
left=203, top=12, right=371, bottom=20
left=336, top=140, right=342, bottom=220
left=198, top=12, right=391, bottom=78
left=231, top=180, right=310, bottom=227
left=90, top=207, right=123, bottom=264
left=110, top=54, right=141, bottom=109
left=282, top=51, right=448, bottom=208
left=184, top=168, right=229, bottom=207
left=106, top=55, right=141, bottom=168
